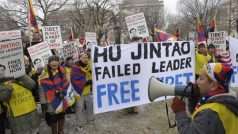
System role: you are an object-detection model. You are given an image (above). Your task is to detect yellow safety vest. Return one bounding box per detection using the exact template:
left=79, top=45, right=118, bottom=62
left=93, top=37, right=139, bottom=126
left=195, top=51, right=211, bottom=75
left=192, top=103, right=238, bottom=134
left=28, top=68, right=37, bottom=78
left=65, top=67, right=71, bottom=77
left=4, top=82, right=36, bottom=117
left=81, top=63, right=92, bottom=96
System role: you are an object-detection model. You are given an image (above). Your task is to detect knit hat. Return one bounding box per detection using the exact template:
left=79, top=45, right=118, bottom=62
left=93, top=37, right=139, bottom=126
left=203, top=63, right=233, bottom=92
left=197, top=42, right=206, bottom=48
left=48, top=55, right=59, bottom=64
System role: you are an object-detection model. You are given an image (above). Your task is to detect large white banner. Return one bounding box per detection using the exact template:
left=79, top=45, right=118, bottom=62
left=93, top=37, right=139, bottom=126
left=208, top=31, right=227, bottom=51
left=0, top=30, right=21, bottom=41
left=125, top=13, right=149, bottom=39
left=42, top=26, right=63, bottom=49
left=0, top=39, right=25, bottom=78
left=229, top=37, right=238, bottom=87
left=27, top=42, right=53, bottom=69
left=92, top=41, right=195, bottom=114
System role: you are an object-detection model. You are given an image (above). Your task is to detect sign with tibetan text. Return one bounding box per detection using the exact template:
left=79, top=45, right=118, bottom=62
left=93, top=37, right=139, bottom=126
left=42, top=26, right=63, bottom=49
left=0, top=30, right=21, bottom=41
left=209, top=31, right=227, bottom=51
left=85, top=32, right=97, bottom=49
left=27, top=42, right=53, bottom=69
left=125, top=13, right=149, bottom=39
left=0, top=39, right=25, bottom=78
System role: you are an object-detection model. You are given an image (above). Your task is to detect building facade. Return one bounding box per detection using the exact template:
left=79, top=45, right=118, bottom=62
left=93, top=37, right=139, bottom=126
left=217, top=0, right=238, bottom=36
left=120, top=0, right=164, bottom=16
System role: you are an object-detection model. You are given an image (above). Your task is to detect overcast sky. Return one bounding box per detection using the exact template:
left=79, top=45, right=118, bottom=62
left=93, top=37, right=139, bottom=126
left=164, top=0, right=178, bottom=14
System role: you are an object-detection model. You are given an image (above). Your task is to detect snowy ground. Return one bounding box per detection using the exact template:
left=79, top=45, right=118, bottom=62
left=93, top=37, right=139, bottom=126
left=7, top=100, right=179, bottom=134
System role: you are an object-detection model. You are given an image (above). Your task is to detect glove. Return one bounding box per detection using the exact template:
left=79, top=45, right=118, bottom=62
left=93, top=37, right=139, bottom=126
left=36, top=67, right=43, bottom=75
left=85, top=80, right=92, bottom=86
left=41, top=104, right=48, bottom=112
left=171, top=97, right=186, bottom=113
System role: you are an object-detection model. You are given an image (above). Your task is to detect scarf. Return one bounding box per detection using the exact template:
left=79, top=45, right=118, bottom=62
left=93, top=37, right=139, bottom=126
left=70, top=61, right=87, bottom=96
left=195, top=88, right=226, bottom=110
left=40, top=68, right=69, bottom=113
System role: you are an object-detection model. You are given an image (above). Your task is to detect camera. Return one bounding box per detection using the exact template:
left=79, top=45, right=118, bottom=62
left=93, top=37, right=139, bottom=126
left=55, top=90, right=64, bottom=99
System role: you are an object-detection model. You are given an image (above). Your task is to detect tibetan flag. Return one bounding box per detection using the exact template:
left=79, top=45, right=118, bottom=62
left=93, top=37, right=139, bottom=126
left=28, top=0, right=39, bottom=33
left=103, top=31, right=109, bottom=46
left=40, top=67, right=70, bottom=114
left=155, top=29, right=177, bottom=42
left=197, top=18, right=206, bottom=42
left=70, top=64, right=86, bottom=100
left=208, top=15, right=216, bottom=32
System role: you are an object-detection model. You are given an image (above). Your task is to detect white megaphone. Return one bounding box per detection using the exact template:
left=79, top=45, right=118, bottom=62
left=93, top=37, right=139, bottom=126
left=148, top=76, right=195, bottom=102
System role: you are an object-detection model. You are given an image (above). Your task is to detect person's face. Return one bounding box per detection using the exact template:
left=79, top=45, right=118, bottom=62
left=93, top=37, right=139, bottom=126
left=196, top=70, right=214, bottom=95
left=198, top=46, right=206, bottom=54
left=24, top=56, right=30, bottom=68
left=33, top=33, right=41, bottom=41
left=208, top=48, right=215, bottom=55
left=49, top=60, right=60, bottom=70
left=130, top=29, right=137, bottom=37
left=66, top=59, right=74, bottom=67
left=0, top=66, right=6, bottom=78
left=35, top=60, right=42, bottom=68
left=80, top=53, right=88, bottom=64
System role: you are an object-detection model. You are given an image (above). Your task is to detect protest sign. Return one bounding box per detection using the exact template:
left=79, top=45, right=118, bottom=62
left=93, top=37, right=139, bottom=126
left=85, top=32, right=97, bottom=49
left=208, top=31, right=227, bottom=51
left=42, top=26, right=63, bottom=49
left=92, top=41, right=195, bottom=114
left=54, top=48, right=63, bottom=58
left=0, top=30, right=21, bottom=41
left=125, top=13, right=149, bottom=39
left=229, top=37, right=238, bottom=87
left=61, top=42, right=79, bottom=60
left=27, top=42, right=53, bottom=69
left=0, top=39, right=25, bottom=78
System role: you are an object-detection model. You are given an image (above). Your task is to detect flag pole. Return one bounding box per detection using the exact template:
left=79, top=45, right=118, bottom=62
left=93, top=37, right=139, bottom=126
left=70, top=27, right=74, bottom=42
left=27, top=0, right=32, bottom=47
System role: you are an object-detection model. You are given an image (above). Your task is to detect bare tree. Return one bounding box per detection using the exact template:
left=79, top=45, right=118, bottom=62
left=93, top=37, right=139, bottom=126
left=178, top=0, right=224, bottom=27
left=141, top=3, right=167, bottom=41
left=176, top=0, right=225, bottom=39
left=166, top=14, right=180, bottom=36
left=111, top=11, right=129, bottom=44
left=0, top=6, right=19, bottom=30
left=1, top=0, right=69, bottom=28
left=70, top=0, right=122, bottom=44
left=166, top=13, right=195, bottom=40
left=36, top=0, right=69, bottom=25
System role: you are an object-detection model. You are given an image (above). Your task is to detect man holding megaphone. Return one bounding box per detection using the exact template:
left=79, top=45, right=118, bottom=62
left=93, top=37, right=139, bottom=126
left=171, top=63, right=238, bottom=134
